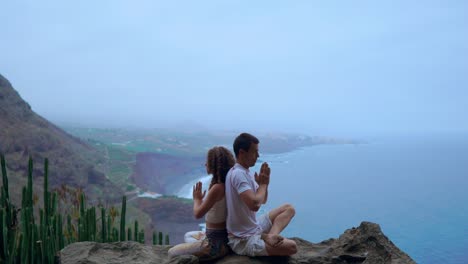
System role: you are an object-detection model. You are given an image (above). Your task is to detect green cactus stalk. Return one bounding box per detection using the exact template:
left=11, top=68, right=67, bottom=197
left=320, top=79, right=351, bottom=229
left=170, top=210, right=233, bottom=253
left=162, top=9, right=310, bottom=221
left=1, top=155, right=8, bottom=197
left=112, top=227, right=118, bottom=242
left=20, top=207, right=29, bottom=264
left=51, top=192, right=57, bottom=215
left=107, top=214, right=111, bottom=242
left=92, top=207, right=97, bottom=241
left=14, top=233, right=23, bottom=263
left=57, top=214, right=64, bottom=251
left=0, top=209, right=4, bottom=259
left=79, top=193, right=86, bottom=222
left=77, top=217, right=81, bottom=242
left=138, top=230, right=144, bottom=244
left=120, top=196, right=126, bottom=241
left=0, top=156, right=12, bottom=255
left=9, top=231, right=19, bottom=264
left=66, top=214, right=73, bottom=244
left=79, top=193, right=86, bottom=241
left=33, top=223, right=39, bottom=263
left=134, top=221, right=138, bottom=242
left=40, top=235, right=45, bottom=264
left=27, top=157, right=33, bottom=208
left=152, top=231, right=157, bottom=245
left=44, top=158, right=50, bottom=228
left=165, top=234, right=170, bottom=245
left=101, top=208, right=106, bottom=242
left=158, top=232, right=163, bottom=245
left=87, top=208, right=92, bottom=241
left=40, top=209, right=45, bottom=263
left=30, top=221, right=35, bottom=264
left=127, top=228, right=132, bottom=241
left=2, top=211, right=7, bottom=261
left=24, top=161, right=35, bottom=264
left=31, top=215, right=36, bottom=264
left=21, top=187, right=27, bottom=211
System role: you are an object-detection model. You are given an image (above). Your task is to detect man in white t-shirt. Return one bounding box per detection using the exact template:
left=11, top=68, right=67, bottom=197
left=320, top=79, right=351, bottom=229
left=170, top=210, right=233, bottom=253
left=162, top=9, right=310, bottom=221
left=225, top=133, right=297, bottom=256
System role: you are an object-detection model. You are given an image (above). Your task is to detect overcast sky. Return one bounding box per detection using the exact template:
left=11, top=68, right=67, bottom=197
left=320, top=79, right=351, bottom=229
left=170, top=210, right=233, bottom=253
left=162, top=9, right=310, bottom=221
left=1, top=1, right=467, bottom=137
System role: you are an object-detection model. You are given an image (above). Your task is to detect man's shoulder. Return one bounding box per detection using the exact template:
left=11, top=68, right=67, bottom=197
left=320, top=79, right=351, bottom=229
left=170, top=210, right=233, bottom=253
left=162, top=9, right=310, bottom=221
left=227, top=164, right=251, bottom=187
left=229, top=166, right=249, bottom=179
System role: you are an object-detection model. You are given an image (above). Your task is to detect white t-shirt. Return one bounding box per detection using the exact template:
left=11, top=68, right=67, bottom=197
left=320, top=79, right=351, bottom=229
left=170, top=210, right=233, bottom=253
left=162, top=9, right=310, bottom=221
left=225, top=163, right=262, bottom=237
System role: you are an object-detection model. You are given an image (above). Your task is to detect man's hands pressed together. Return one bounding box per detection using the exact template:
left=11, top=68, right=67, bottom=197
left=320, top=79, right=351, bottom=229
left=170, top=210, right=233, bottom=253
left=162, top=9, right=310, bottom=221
left=255, top=162, right=271, bottom=186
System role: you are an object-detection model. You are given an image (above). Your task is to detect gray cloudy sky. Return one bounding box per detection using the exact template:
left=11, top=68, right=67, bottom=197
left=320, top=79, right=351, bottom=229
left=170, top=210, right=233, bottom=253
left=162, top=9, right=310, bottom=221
left=1, top=1, right=467, bottom=136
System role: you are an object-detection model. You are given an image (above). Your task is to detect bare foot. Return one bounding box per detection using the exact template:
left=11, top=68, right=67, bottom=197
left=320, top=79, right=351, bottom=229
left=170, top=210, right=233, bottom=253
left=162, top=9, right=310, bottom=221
left=262, top=234, right=284, bottom=247
left=191, top=232, right=205, bottom=240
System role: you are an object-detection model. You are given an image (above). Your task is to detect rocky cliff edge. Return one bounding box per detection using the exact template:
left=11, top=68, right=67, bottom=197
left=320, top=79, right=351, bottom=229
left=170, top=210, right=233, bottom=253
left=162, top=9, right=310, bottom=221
left=59, top=221, right=415, bottom=264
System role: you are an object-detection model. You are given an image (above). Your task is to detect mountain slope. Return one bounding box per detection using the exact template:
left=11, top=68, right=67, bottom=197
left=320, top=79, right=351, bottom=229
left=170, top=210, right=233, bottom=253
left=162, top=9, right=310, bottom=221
left=0, top=73, right=121, bottom=204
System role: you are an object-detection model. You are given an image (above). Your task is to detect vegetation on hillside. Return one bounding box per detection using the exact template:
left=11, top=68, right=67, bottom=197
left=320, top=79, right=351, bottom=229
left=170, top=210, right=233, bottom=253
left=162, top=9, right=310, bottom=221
left=0, top=155, right=169, bottom=263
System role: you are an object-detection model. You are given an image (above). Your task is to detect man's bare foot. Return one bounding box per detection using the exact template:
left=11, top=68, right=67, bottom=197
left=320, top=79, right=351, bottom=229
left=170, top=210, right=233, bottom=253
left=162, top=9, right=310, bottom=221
left=261, top=234, right=284, bottom=247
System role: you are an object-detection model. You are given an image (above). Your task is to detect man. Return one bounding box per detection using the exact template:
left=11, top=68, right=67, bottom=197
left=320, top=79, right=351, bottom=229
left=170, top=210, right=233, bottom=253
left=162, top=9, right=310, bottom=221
left=225, top=132, right=297, bottom=256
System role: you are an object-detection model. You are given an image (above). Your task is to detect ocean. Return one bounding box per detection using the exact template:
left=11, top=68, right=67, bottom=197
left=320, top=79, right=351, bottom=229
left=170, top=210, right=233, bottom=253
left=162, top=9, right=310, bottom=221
left=177, top=134, right=468, bottom=263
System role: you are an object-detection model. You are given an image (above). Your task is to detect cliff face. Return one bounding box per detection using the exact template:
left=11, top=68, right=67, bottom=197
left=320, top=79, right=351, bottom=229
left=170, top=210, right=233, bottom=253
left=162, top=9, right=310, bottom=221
left=0, top=73, right=121, bottom=203
left=59, top=221, right=416, bottom=264
left=137, top=197, right=202, bottom=244
left=132, top=152, right=204, bottom=195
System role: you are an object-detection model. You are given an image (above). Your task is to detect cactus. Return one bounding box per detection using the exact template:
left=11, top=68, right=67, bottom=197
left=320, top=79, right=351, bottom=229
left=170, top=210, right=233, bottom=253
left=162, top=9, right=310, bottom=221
left=87, top=207, right=97, bottom=241
left=1, top=156, right=21, bottom=263
left=138, top=229, right=145, bottom=244
left=107, top=214, right=111, bottom=242
left=39, top=209, right=45, bottom=263
left=134, top=220, right=139, bottom=242
left=44, top=158, right=50, bottom=228
left=9, top=231, right=19, bottom=264
left=0, top=209, right=4, bottom=258
left=66, top=214, right=73, bottom=244
left=27, top=157, right=33, bottom=208
left=0, top=208, right=6, bottom=261
left=1, top=156, right=9, bottom=201
left=0, top=155, right=161, bottom=262
left=152, top=231, right=157, bottom=245
left=101, top=208, right=106, bottom=242
left=79, top=193, right=86, bottom=241
left=112, top=227, right=118, bottom=242
left=58, top=214, right=64, bottom=250
left=120, top=196, right=126, bottom=241
left=158, top=232, right=163, bottom=245
left=165, top=234, right=170, bottom=245
left=20, top=206, right=30, bottom=263
left=127, top=228, right=132, bottom=241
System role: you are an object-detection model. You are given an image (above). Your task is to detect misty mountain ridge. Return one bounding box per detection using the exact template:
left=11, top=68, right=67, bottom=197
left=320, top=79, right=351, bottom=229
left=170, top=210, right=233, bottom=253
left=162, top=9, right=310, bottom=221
left=0, top=73, right=121, bottom=205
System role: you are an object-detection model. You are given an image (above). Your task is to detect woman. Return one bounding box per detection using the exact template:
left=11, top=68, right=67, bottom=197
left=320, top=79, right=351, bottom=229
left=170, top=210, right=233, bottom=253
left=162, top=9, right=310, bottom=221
left=168, top=146, right=235, bottom=261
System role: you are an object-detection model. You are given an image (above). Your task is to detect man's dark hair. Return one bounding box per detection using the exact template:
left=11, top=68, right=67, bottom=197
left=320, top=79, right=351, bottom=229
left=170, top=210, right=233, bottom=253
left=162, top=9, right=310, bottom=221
left=233, top=133, right=259, bottom=158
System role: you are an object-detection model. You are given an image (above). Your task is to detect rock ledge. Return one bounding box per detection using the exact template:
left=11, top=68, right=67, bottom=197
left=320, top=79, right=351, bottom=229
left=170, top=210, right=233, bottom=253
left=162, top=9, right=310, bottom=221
left=59, top=221, right=415, bottom=264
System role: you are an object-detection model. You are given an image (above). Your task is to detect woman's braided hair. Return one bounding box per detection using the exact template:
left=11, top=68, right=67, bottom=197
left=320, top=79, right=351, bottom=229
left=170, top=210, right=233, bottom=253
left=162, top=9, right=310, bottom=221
left=206, top=146, right=235, bottom=189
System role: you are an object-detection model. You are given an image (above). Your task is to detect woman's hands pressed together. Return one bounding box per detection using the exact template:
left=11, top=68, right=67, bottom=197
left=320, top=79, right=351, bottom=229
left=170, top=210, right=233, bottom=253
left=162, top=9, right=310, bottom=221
left=192, top=181, right=206, bottom=201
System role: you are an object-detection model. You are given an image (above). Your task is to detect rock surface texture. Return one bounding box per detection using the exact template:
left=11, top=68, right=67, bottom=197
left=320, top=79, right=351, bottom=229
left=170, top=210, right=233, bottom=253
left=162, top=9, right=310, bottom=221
left=60, top=222, right=415, bottom=264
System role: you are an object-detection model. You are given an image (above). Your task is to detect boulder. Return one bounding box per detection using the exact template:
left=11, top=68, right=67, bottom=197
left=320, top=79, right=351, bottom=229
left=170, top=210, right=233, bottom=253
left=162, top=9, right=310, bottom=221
left=59, top=222, right=415, bottom=264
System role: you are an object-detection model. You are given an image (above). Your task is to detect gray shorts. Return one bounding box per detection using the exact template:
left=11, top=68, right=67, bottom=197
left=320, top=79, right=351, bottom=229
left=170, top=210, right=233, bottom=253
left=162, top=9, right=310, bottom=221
left=228, top=213, right=273, bottom=256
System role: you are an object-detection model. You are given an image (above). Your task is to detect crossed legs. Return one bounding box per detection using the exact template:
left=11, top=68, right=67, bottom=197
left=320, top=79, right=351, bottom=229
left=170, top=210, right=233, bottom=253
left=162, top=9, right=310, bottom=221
left=263, top=204, right=297, bottom=256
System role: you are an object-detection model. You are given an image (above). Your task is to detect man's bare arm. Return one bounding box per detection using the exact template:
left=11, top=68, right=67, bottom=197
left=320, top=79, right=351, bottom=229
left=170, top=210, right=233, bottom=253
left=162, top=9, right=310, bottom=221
left=239, top=162, right=270, bottom=211
left=239, top=184, right=268, bottom=212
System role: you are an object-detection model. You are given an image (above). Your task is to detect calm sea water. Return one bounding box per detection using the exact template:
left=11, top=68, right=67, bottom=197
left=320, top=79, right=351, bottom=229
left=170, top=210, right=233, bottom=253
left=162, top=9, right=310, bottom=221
left=178, top=134, right=468, bottom=263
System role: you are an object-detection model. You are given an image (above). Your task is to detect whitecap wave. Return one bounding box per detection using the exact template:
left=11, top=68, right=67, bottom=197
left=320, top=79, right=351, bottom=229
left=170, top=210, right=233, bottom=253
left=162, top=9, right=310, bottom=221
left=176, top=174, right=212, bottom=199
